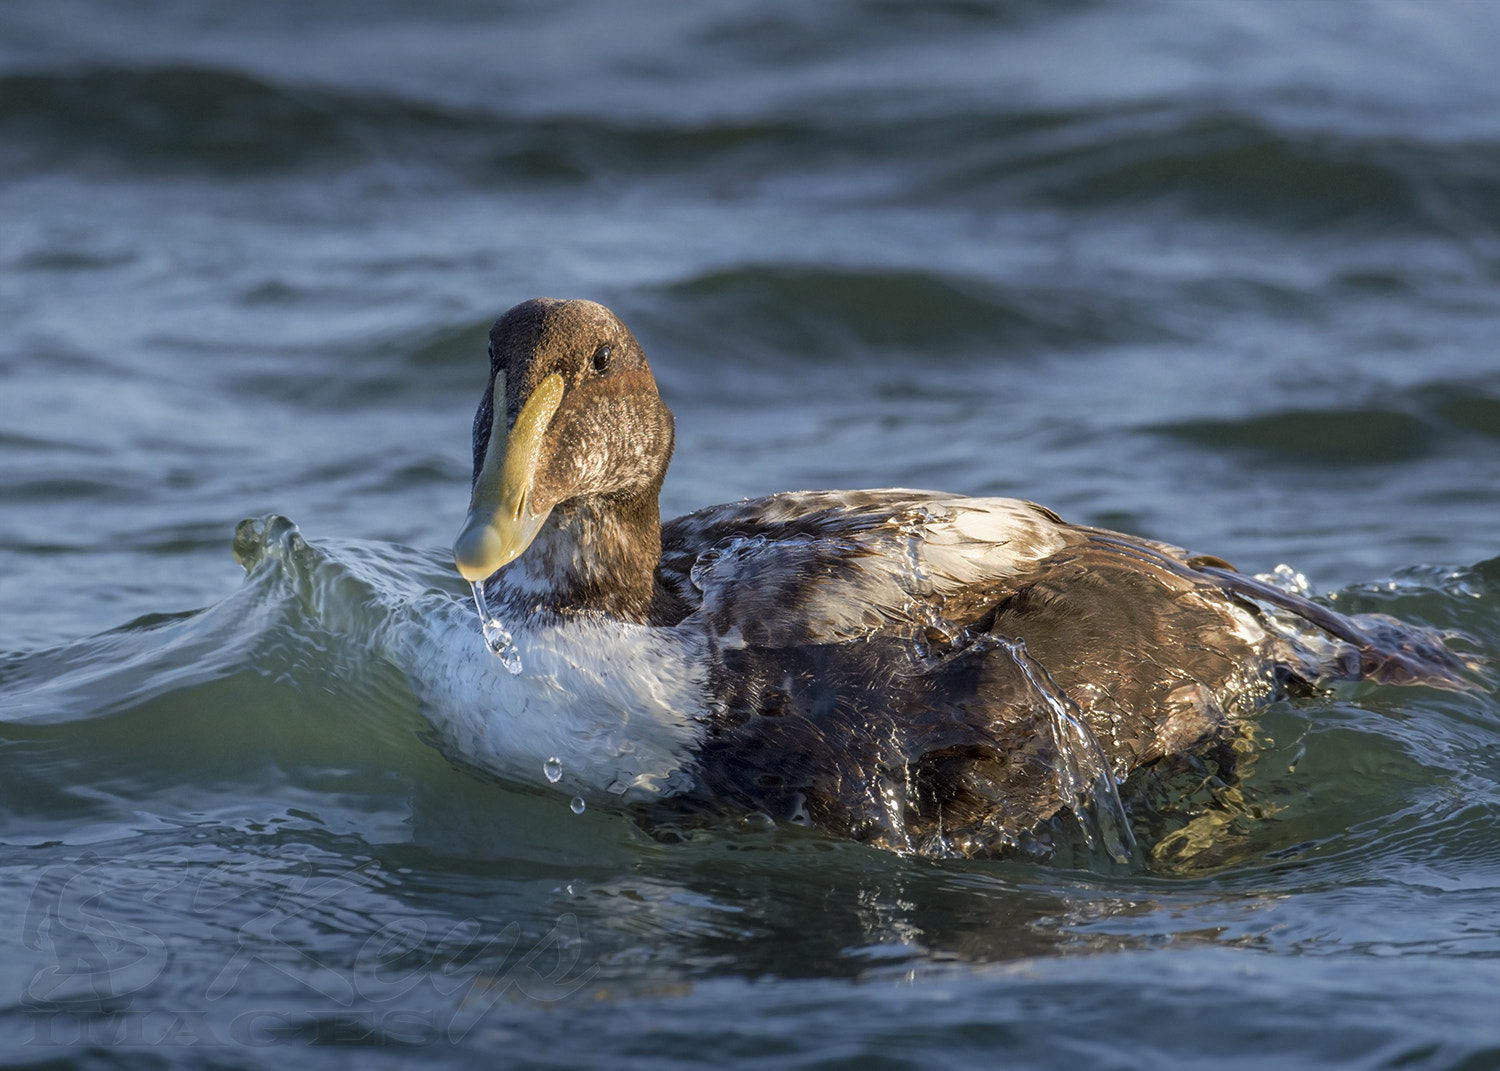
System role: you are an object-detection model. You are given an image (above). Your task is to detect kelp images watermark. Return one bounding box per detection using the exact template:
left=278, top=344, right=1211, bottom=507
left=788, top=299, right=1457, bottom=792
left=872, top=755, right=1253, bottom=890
left=19, top=852, right=598, bottom=1046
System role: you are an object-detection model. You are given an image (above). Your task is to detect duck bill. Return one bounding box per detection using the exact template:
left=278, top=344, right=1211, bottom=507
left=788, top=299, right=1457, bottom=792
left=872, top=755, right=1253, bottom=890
left=453, top=371, right=566, bottom=582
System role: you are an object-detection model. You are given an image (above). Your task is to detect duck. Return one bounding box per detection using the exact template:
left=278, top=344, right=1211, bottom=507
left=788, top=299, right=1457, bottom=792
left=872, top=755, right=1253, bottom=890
left=436, top=296, right=1473, bottom=859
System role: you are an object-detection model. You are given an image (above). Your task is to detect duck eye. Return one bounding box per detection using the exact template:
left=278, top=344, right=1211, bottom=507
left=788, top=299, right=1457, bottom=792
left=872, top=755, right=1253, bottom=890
left=591, top=344, right=612, bottom=374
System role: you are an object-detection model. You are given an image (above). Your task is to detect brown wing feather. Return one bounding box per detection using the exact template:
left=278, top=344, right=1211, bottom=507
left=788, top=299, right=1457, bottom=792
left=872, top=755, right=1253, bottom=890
left=648, top=491, right=1476, bottom=856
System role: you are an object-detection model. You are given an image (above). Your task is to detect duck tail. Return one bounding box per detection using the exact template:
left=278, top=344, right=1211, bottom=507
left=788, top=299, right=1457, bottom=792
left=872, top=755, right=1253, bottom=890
left=1195, top=565, right=1487, bottom=692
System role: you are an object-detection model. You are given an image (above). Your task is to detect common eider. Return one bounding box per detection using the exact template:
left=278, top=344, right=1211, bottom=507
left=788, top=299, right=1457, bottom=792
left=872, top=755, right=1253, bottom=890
left=437, top=297, right=1473, bottom=859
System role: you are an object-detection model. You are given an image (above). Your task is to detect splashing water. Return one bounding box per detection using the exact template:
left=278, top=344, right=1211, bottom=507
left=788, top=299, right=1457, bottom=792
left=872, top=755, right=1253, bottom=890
left=998, top=637, right=1136, bottom=864
left=469, top=580, right=522, bottom=675
left=544, top=757, right=563, bottom=783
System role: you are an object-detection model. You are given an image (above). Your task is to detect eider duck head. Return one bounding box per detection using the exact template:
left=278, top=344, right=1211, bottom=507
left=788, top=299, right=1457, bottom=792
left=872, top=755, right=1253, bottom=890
left=453, top=298, right=675, bottom=621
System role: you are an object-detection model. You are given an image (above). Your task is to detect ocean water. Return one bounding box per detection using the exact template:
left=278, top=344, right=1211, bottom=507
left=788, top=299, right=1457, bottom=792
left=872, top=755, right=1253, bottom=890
left=3, top=1, right=1500, bottom=1067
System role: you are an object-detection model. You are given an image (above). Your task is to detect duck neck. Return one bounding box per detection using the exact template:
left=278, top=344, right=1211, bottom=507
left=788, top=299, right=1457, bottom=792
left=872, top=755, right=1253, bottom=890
left=491, top=488, right=662, bottom=624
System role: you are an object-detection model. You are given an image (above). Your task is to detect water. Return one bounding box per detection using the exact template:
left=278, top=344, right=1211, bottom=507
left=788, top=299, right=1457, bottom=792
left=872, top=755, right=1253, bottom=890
left=469, top=579, right=522, bottom=675
left=3, top=0, right=1500, bottom=1066
left=998, top=636, right=1135, bottom=866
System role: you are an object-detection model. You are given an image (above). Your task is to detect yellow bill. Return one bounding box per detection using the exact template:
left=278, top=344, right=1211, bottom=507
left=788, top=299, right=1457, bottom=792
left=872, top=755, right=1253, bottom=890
left=453, top=371, right=566, bottom=582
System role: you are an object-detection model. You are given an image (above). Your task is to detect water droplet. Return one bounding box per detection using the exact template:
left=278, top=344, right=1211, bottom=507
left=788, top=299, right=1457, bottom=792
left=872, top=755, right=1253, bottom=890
left=999, top=637, right=1135, bottom=865
left=543, top=757, right=563, bottom=783
left=470, top=580, right=522, bottom=674
left=569, top=796, right=586, bottom=815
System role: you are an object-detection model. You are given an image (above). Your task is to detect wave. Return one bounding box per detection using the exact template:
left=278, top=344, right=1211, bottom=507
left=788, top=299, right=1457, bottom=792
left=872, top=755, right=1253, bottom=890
left=1149, top=380, right=1500, bottom=467
left=0, top=65, right=364, bottom=174
left=918, top=108, right=1500, bottom=232
left=0, top=63, right=822, bottom=182
left=633, top=264, right=1162, bottom=361
left=6, top=64, right=1500, bottom=238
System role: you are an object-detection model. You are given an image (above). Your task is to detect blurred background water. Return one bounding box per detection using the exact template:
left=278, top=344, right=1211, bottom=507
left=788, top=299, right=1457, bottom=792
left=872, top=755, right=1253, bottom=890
left=2, top=1, right=1499, bottom=1067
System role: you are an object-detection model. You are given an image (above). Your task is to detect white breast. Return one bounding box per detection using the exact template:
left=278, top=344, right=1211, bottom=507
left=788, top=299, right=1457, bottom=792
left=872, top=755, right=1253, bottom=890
left=386, top=597, right=711, bottom=802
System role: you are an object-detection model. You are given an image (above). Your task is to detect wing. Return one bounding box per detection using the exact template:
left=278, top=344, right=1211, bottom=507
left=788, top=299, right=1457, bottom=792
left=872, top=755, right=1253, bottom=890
left=649, top=489, right=1477, bottom=857
left=653, top=489, right=1075, bottom=640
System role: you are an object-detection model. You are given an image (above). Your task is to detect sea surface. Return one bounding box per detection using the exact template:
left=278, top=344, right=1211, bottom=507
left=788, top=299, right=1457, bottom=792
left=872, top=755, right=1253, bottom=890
left=3, top=1, right=1500, bottom=1067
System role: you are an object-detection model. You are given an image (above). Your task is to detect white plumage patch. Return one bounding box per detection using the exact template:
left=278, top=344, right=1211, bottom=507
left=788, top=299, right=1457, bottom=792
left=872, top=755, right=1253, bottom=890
left=392, top=599, right=710, bottom=802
